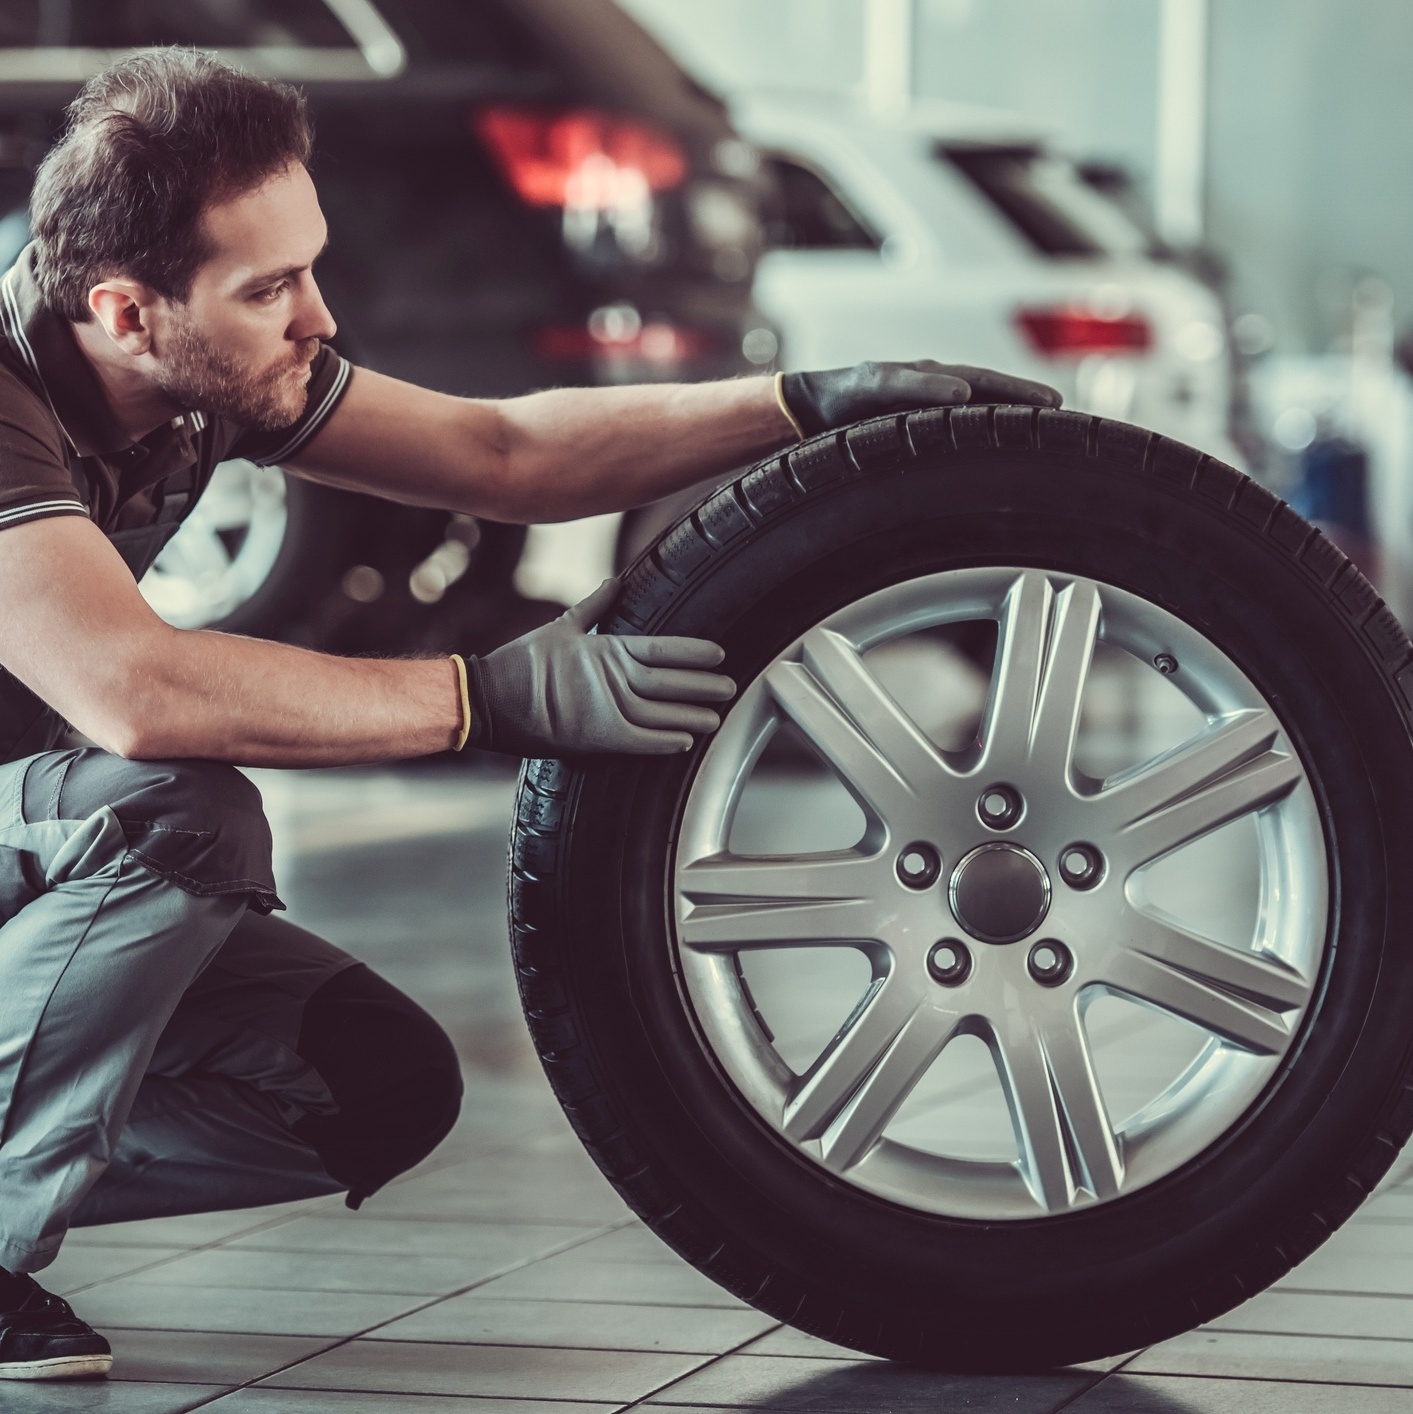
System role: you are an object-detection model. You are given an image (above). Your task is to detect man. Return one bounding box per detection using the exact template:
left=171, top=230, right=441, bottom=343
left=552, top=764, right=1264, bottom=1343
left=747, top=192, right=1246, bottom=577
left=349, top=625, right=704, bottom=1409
left=0, top=48, right=1059, bottom=1379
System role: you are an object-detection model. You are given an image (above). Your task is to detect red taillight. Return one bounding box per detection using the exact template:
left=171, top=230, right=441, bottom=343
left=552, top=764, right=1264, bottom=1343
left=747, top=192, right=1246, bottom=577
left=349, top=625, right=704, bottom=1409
left=534, top=316, right=717, bottom=365
left=1015, top=306, right=1153, bottom=357
left=475, top=106, right=687, bottom=209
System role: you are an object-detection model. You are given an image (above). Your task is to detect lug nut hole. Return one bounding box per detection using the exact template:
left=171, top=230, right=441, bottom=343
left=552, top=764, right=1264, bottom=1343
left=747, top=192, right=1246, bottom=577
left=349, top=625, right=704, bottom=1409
left=897, top=842, right=942, bottom=890
left=1028, top=939, right=1073, bottom=986
left=1058, top=843, right=1104, bottom=890
left=928, top=938, right=972, bottom=986
left=977, top=784, right=1023, bottom=830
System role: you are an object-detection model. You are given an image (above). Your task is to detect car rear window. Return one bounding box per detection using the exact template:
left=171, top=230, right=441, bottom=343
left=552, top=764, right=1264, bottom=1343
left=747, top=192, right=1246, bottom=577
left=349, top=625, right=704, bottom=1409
left=4, top=0, right=357, bottom=48
left=762, top=154, right=880, bottom=252
left=940, top=142, right=1150, bottom=259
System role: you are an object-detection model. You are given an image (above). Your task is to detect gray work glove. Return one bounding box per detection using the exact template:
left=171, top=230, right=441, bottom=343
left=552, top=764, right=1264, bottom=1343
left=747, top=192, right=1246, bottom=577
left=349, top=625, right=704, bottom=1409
left=467, top=579, right=735, bottom=757
left=781, top=360, right=1062, bottom=437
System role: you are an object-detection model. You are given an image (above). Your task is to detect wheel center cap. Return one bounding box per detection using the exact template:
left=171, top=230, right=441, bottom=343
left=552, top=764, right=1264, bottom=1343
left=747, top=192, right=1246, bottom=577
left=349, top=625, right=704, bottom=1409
left=948, top=843, right=1051, bottom=944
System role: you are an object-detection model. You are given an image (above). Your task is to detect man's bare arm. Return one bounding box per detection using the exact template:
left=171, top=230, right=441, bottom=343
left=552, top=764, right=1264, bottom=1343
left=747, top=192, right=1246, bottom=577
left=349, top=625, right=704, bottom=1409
left=0, top=517, right=460, bottom=766
left=287, top=368, right=794, bottom=523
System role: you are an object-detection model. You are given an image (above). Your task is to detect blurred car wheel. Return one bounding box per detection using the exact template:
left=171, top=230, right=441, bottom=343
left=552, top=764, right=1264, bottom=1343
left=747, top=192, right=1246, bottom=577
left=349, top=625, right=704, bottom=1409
left=140, top=463, right=355, bottom=636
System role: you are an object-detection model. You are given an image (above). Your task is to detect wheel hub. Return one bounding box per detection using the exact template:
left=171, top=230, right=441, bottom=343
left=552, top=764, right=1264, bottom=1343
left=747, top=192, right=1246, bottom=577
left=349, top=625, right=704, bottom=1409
left=948, top=842, right=1051, bottom=944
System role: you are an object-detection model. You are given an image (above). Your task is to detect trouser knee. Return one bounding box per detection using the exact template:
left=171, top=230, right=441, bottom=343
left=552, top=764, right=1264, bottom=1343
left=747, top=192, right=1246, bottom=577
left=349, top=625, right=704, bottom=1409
left=22, top=750, right=280, bottom=910
left=291, top=964, right=463, bottom=1205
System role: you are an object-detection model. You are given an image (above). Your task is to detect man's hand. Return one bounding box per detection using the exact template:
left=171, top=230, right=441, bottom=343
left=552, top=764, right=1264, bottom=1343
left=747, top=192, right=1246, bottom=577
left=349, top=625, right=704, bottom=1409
left=469, top=580, right=735, bottom=756
left=780, top=360, right=1062, bottom=438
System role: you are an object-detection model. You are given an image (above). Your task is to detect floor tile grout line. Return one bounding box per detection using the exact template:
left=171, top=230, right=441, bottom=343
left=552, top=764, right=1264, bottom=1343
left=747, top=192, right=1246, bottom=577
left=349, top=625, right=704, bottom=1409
left=292, top=1296, right=753, bottom=1312
left=353, top=1293, right=765, bottom=1321
left=1276, top=1285, right=1413, bottom=1300
left=62, top=1206, right=344, bottom=1297
left=355, top=1334, right=779, bottom=1357
left=93, top=1299, right=760, bottom=1338
left=175, top=1215, right=640, bottom=1411
left=1045, top=1375, right=1106, bottom=1413
left=229, top=1215, right=627, bottom=1233
left=1045, top=1342, right=1157, bottom=1413
left=612, top=1319, right=788, bottom=1412
left=62, top=1116, right=585, bottom=1297
left=194, top=1389, right=627, bottom=1409
left=1080, top=1368, right=1413, bottom=1391
left=1206, top=1325, right=1413, bottom=1343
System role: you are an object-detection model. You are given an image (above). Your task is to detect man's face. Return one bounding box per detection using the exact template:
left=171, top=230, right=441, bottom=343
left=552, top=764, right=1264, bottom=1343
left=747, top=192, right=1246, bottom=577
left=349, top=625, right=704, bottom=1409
left=151, top=162, right=336, bottom=430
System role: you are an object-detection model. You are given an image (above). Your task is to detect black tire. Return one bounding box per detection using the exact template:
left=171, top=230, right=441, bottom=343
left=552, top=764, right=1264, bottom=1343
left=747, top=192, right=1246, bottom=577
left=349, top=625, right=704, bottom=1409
left=508, top=407, right=1413, bottom=1371
left=615, top=476, right=731, bottom=572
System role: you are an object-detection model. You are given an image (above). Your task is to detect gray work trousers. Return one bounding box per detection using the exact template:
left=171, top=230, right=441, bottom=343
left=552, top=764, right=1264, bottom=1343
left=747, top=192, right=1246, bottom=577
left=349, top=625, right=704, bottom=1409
left=0, top=748, right=355, bottom=1275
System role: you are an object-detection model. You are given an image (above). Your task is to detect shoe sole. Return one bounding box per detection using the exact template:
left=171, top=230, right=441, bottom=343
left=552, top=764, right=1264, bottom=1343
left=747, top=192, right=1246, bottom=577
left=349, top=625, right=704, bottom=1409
left=0, top=1353, right=113, bottom=1380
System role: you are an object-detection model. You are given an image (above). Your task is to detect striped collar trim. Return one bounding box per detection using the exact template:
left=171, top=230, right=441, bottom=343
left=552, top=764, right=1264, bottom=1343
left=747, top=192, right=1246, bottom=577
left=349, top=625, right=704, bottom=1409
left=251, top=355, right=351, bottom=466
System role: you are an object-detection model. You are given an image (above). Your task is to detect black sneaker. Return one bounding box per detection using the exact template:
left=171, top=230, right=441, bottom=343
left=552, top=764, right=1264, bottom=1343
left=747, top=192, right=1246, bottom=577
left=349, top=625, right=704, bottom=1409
left=0, top=1276, right=111, bottom=1380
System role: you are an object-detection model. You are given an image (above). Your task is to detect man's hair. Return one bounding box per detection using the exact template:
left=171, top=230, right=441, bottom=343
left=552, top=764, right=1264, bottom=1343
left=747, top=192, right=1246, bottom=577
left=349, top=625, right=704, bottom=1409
left=30, top=49, right=313, bottom=322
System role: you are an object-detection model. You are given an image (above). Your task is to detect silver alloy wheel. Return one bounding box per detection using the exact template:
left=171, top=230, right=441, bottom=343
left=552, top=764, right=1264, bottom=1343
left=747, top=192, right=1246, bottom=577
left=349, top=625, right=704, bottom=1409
left=674, top=567, right=1328, bottom=1220
left=139, top=461, right=288, bottom=629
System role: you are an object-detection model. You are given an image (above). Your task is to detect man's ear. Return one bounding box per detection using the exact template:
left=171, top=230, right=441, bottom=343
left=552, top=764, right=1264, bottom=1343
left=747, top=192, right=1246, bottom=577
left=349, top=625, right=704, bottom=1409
left=87, top=279, right=158, bottom=355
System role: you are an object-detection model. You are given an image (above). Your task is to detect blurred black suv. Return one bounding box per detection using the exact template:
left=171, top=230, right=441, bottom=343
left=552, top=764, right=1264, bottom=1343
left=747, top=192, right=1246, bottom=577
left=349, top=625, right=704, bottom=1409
left=0, top=0, right=771, bottom=652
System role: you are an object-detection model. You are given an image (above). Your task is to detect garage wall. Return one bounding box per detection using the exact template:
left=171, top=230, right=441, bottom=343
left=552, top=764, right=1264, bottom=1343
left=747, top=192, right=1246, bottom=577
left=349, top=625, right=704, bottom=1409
left=612, top=0, right=866, bottom=95
left=619, top=0, right=1413, bottom=354
left=911, top=0, right=1160, bottom=194
left=1206, top=0, right=1413, bottom=351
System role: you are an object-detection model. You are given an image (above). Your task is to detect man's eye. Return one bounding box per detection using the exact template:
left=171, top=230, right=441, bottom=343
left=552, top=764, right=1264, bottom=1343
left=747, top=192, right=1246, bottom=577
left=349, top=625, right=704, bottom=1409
left=258, top=281, right=290, bottom=302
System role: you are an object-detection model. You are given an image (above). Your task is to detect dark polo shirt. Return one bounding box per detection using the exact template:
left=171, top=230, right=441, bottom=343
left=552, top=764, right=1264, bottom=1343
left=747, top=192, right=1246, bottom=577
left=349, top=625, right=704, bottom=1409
left=0, top=242, right=354, bottom=764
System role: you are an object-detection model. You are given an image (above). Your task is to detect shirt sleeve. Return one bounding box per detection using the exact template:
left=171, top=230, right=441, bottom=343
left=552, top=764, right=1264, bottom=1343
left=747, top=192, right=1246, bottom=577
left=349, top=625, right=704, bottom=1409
left=224, top=344, right=354, bottom=467
left=0, top=368, right=88, bottom=534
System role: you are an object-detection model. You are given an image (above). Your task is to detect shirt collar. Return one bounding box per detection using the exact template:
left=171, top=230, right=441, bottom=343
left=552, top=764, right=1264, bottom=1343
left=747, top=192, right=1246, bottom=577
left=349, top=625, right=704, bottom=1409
left=0, top=242, right=190, bottom=460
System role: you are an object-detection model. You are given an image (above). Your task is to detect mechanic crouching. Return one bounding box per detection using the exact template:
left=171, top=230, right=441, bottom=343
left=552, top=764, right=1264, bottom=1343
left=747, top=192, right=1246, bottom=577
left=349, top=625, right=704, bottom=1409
left=0, top=48, right=1060, bottom=1379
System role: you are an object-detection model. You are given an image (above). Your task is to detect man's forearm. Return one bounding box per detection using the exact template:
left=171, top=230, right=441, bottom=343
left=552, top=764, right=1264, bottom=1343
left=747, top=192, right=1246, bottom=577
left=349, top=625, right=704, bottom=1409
left=290, top=369, right=797, bottom=521
left=113, top=629, right=461, bottom=767
left=0, top=517, right=462, bottom=768
left=293, top=360, right=1062, bottom=526
left=485, top=375, right=796, bottom=522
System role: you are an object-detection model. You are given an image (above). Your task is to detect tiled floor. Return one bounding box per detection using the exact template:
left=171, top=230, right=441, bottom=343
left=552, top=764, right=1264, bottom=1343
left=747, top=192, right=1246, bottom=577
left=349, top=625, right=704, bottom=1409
left=13, top=761, right=1413, bottom=1413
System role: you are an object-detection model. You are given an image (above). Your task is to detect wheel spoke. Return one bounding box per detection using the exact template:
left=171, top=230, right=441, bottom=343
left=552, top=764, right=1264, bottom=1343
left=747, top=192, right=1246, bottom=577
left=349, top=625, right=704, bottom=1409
left=767, top=627, right=957, bottom=822
left=992, top=1005, right=1123, bottom=1210
left=817, top=1005, right=959, bottom=1172
left=978, top=572, right=1100, bottom=781
left=1104, top=911, right=1305, bottom=1052
left=670, top=564, right=1329, bottom=1222
left=784, top=981, right=956, bottom=1173
left=1100, top=710, right=1300, bottom=867
left=977, top=570, right=1049, bottom=770
left=155, top=527, right=232, bottom=580
left=677, top=852, right=886, bottom=952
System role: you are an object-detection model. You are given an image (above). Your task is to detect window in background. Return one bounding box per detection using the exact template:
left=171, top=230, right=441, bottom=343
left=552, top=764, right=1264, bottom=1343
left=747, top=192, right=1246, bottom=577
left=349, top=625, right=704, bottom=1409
left=761, top=154, right=881, bottom=251
left=941, top=143, right=1153, bottom=259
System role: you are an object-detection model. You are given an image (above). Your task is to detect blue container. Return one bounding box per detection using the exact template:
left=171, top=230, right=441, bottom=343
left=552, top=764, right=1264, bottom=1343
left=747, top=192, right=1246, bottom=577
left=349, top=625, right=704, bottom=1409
left=1290, top=435, right=1376, bottom=575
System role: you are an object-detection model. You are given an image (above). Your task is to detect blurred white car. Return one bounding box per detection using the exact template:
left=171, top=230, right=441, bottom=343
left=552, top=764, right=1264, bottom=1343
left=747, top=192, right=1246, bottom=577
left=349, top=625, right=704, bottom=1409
left=738, top=93, right=1241, bottom=465
left=515, top=92, right=1244, bottom=606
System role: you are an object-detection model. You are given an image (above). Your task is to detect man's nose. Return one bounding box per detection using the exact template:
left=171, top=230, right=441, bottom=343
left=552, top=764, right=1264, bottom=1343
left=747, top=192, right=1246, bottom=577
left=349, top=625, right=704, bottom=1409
left=291, top=276, right=337, bottom=343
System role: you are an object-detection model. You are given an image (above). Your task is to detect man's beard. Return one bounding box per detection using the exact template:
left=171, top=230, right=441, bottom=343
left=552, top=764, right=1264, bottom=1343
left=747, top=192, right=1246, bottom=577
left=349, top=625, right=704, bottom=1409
left=155, top=317, right=320, bottom=431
